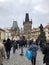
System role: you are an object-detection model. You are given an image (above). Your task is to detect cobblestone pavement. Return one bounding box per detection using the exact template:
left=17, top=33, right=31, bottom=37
left=3, top=47, right=46, bottom=65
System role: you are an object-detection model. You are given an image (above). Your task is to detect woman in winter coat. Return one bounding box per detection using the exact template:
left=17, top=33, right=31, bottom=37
left=29, top=41, right=38, bottom=65
left=0, top=42, right=5, bottom=65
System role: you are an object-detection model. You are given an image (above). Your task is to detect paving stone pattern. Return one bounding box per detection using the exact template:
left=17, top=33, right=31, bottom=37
left=3, top=48, right=46, bottom=65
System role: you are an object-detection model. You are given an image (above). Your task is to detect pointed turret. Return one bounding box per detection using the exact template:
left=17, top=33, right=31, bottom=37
left=11, top=21, right=19, bottom=31
left=23, top=13, right=32, bottom=39
left=25, top=13, right=29, bottom=22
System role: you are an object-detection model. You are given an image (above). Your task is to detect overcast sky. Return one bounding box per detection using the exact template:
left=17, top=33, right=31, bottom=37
left=0, top=0, right=49, bottom=29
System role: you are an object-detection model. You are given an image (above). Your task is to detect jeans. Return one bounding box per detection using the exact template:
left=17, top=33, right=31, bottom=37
left=13, top=46, right=16, bottom=54
left=31, top=56, right=36, bottom=65
left=21, top=46, right=23, bottom=55
left=6, top=50, right=10, bottom=59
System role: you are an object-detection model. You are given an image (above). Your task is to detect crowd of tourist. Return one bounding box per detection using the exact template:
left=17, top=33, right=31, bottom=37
left=0, top=36, right=49, bottom=65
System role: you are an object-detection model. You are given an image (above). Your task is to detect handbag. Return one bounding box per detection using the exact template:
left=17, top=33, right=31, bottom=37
left=25, top=49, right=33, bottom=60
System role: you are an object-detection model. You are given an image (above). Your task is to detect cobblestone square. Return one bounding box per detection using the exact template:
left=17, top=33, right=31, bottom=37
left=3, top=48, right=45, bottom=65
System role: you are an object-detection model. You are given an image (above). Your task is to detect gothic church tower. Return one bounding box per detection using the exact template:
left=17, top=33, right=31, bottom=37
left=23, top=13, right=32, bottom=39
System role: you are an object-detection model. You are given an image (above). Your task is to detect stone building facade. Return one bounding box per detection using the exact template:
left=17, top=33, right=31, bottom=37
left=23, top=13, right=32, bottom=39
left=0, top=28, right=5, bottom=41
left=31, top=24, right=49, bottom=41
left=31, top=28, right=40, bottom=41
left=44, top=24, right=49, bottom=41
left=11, top=21, right=20, bottom=39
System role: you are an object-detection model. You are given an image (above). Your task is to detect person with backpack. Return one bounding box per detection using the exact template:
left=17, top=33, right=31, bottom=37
left=29, top=40, right=38, bottom=65
left=13, top=39, right=18, bottom=54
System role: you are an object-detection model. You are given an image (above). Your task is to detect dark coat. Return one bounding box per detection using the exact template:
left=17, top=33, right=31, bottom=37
left=13, top=41, right=18, bottom=49
left=29, top=43, right=38, bottom=57
left=43, top=44, right=49, bottom=63
left=5, top=38, right=12, bottom=51
left=19, top=39, right=24, bottom=47
left=29, top=40, right=33, bottom=46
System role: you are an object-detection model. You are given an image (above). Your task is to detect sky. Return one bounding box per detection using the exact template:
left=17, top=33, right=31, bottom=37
left=0, top=0, right=49, bottom=29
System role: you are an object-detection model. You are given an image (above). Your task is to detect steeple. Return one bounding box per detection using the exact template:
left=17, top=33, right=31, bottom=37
left=25, top=13, right=29, bottom=22
left=11, top=21, right=19, bottom=31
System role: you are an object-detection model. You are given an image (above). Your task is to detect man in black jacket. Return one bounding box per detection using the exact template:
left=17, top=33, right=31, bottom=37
left=5, top=38, right=12, bottom=59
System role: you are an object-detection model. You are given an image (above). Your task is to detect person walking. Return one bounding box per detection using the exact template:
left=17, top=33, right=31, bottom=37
left=19, top=36, right=24, bottom=56
left=29, top=40, right=38, bottom=65
left=5, top=38, right=12, bottom=59
left=3, top=39, right=6, bottom=59
left=42, top=42, right=49, bottom=65
left=13, top=39, right=18, bottom=54
left=0, top=42, right=5, bottom=65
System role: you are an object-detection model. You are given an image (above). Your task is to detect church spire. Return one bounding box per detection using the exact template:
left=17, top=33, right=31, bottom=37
left=25, top=13, right=29, bottom=22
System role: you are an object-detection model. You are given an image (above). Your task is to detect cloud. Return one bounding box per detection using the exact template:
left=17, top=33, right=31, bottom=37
left=0, top=0, right=6, bottom=2
left=34, top=5, right=48, bottom=14
left=33, top=0, right=49, bottom=14
left=0, top=0, right=49, bottom=28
